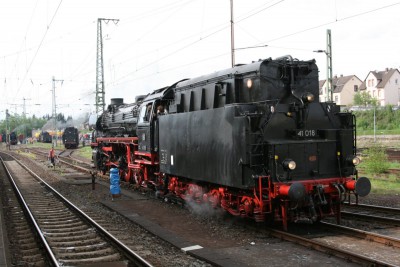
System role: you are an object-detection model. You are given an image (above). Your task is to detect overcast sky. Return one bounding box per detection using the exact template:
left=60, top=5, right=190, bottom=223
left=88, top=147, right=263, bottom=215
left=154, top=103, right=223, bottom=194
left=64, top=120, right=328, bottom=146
left=1, top=0, right=399, bottom=120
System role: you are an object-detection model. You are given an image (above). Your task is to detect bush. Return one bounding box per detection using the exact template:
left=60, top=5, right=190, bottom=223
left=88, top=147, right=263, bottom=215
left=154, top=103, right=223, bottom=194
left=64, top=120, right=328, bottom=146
left=363, top=145, right=390, bottom=174
left=354, top=108, right=400, bottom=133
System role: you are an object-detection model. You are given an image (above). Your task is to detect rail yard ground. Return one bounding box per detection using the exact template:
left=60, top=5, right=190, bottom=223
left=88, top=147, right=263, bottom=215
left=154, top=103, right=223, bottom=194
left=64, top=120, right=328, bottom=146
left=0, top=147, right=357, bottom=267
left=4, top=134, right=400, bottom=205
left=357, top=134, right=400, bottom=149
left=353, top=135, right=400, bottom=208
left=0, top=135, right=399, bottom=266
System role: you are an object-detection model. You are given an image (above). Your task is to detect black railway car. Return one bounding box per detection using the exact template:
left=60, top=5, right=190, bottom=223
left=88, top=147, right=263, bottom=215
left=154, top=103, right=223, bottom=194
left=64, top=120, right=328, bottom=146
left=92, top=56, right=371, bottom=230
left=9, top=132, right=18, bottom=145
left=40, top=131, right=52, bottom=143
left=62, top=127, right=79, bottom=149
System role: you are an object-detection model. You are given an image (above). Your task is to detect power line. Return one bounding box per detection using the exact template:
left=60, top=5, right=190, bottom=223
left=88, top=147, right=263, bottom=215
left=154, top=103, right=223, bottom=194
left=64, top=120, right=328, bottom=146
left=257, top=2, right=400, bottom=45
left=112, top=0, right=287, bottom=83
left=13, top=0, right=64, bottom=103
left=236, top=0, right=285, bottom=24
left=5, top=0, right=399, bottom=110
left=110, top=0, right=285, bottom=70
left=111, top=1, right=399, bottom=92
left=112, top=51, right=229, bottom=87
left=9, top=0, right=39, bottom=80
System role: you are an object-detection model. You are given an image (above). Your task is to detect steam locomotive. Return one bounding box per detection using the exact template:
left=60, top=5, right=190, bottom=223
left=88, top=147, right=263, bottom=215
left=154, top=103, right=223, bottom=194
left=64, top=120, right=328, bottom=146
left=92, top=56, right=371, bottom=230
left=62, top=127, right=79, bottom=149
left=39, top=131, right=52, bottom=143
left=10, top=132, right=18, bottom=145
left=1, top=132, right=18, bottom=145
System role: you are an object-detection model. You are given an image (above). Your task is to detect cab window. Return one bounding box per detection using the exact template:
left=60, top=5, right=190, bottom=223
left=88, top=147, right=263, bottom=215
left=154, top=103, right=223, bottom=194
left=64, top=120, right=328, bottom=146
left=138, top=103, right=153, bottom=123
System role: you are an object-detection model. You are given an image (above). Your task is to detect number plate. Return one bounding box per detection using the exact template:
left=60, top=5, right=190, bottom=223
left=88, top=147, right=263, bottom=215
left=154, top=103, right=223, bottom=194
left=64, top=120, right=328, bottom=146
left=294, top=129, right=318, bottom=138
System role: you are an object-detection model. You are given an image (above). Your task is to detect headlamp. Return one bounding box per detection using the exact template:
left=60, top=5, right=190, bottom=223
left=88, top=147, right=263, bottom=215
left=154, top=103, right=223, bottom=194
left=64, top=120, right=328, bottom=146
left=282, top=159, right=296, bottom=171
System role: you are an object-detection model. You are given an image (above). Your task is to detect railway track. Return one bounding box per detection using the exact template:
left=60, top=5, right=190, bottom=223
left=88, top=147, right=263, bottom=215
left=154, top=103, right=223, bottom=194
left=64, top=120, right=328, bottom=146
left=25, top=148, right=98, bottom=184
left=267, top=224, right=400, bottom=266
left=342, top=203, right=400, bottom=226
left=0, top=151, right=152, bottom=267
left=0, top=158, right=48, bottom=266
left=358, top=148, right=400, bottom=162
left=16, top=147, right=400, bottom=266
left=387, top=168, right=400, bottom=175
left=386, top=148, right=400, bottom=161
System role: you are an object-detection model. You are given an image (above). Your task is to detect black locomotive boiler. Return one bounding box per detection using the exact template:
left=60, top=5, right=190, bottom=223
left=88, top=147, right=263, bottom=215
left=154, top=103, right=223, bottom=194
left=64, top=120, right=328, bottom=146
left=62, top=126, right=79, bottom=149
left=92, top=56, right=370, bottom=230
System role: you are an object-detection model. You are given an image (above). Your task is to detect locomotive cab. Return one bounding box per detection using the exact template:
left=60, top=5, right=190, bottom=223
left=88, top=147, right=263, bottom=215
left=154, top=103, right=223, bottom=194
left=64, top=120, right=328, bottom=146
left=137, top=99, right=169, bottom=153
left=137, top=102, right=155, bottom=153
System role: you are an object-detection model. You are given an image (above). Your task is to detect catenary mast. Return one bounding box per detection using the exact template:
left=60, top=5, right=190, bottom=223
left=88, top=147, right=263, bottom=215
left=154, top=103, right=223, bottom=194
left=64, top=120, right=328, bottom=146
left=95, top=18, right=119, bottom=117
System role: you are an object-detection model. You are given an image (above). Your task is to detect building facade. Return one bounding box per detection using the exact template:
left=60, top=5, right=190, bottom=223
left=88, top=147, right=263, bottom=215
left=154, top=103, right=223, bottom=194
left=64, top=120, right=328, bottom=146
left=319, top=75, right=362, bottom=105
left=359, top=68, right=400, bottom=106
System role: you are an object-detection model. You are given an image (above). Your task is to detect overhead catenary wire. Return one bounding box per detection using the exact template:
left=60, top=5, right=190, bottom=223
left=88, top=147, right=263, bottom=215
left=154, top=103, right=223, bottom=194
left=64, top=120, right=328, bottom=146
left=112, top=0, right=400, bottom=88
left=9, top=0, right=40, bottom=82
left=13, top=0, right=64, bottom=103
left=2, top=1, right=399, bottom=120
left=111, top=0, right=287, bottom=85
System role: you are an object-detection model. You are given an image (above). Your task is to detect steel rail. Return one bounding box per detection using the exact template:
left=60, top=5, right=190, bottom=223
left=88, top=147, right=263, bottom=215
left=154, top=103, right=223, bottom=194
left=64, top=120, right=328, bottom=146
left=29, top=148, right=94, bottom=174
left=0, top=154, right=59, bottom=267
left=341, top=211, right=400, bottom=225
left=344, top=202, right=400, bottom=214
left=25, top=148, right=398, bottom=266
left=267, top=227, right=396, bottom=267
left=2, top=152, right=153, bottom=267
left=320, top=221, right=400, bottom=248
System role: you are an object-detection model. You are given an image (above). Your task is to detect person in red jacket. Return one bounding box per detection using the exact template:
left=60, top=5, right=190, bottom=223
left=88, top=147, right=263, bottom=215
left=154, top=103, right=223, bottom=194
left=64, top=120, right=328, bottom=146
left=48, top=147, right=56, bottom=167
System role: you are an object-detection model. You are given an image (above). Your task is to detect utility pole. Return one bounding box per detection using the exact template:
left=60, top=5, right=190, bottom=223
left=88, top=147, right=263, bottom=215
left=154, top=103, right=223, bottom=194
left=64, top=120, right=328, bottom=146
left=22, top=98, right=31, bottom=142
left=22, top=97, right=31, bottom=118
left=52, top=76, right=63, bottom=147
left=5, top=109, right=9, bottom=148
left=230, top=0, right=235, bottom=68
left=326, top=29, right=333, bottom=102
left=313, top=29, right=333, bottom=102
left=96, top=18, right=119, bottom=117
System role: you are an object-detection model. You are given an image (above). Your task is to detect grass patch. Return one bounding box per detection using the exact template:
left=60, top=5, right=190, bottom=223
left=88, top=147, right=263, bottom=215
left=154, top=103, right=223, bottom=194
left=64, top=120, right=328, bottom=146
left=75, top=146, right=93, bottom=160
left=359, top=168, right=400, bottom=194
left=357, top=129, right=400, bottom=135
left=361, top=145, right=390, bottom=174
left=17, top=150, right=37, bottom=159
left=388, top=161, right=400, bottom=169
left=26, top=142, right=59, bottom=150
left=369, top=176, right=400, bottom=194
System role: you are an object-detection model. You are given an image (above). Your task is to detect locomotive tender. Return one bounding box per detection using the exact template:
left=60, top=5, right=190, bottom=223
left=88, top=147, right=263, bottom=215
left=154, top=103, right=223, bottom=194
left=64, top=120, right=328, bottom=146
left=92, top=56, right=371, bottom=230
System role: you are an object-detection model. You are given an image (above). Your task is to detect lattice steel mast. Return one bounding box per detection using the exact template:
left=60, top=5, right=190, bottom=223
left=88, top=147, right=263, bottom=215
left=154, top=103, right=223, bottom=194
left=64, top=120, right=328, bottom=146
left=326, top=29, right=333, bottom=102
left=95, top=18, right=119, bottom=116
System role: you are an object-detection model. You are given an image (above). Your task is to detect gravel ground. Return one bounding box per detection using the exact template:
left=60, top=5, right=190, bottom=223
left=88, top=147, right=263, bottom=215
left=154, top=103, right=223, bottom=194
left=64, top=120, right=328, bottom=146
left=357, top=135, right=400, bottom=149
left=355, top=192, right=400, bottom=208
left=4, top=149, right=211, bottom=267
left=3, top=144, right=400, bottom=267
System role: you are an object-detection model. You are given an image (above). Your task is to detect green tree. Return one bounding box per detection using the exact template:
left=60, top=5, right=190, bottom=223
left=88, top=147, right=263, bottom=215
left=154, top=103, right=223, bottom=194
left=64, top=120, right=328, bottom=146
left=0, top=114, right=48, bottom=137
left=353, top=92, right=378, bottom=106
